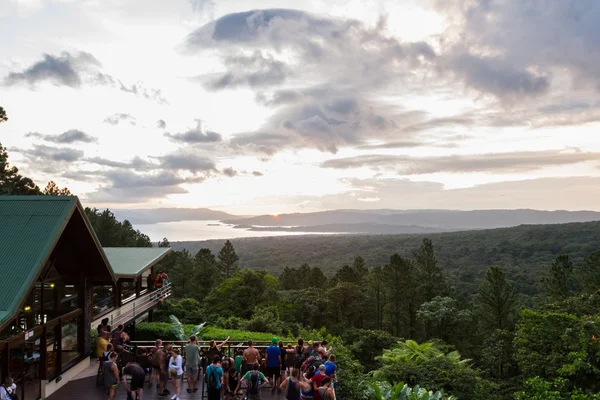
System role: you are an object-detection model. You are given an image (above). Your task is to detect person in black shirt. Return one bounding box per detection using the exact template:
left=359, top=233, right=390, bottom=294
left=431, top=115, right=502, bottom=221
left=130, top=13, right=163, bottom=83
left=122, top=362, right=145, bottom=400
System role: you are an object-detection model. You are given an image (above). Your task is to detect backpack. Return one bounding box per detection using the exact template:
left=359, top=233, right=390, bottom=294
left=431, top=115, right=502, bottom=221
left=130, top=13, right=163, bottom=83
left=248, top=371, right=260, bottom=394
left=152, top=350, right=161, bottom=367
left=207, top=366, right=218, bottom=389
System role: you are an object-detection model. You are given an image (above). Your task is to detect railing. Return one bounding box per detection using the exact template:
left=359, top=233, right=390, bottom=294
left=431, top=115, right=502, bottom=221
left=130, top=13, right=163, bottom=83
left=91, top=283, right=171, bottom=329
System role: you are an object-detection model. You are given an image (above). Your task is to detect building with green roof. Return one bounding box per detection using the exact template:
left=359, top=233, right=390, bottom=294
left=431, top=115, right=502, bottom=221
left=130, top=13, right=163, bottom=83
left=0, top=196, right=172, bottom=399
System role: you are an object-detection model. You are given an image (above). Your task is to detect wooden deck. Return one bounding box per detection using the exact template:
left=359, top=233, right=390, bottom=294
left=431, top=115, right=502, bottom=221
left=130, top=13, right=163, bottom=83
left=48, top=375, right=283, bottom=400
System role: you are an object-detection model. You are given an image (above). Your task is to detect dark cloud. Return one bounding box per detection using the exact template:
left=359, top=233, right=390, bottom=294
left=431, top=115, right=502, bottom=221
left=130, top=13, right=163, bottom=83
left=104, top=113, right=136, bottom=126
left=86, top=156, right=153, bottom=170
left=322, top=150, right=600, bottom=174
left=119, top=81, right=169, bottom=104
left=158, top=153, right=216, bottom=173
left=25, top=129, right=97, bottom=144
left=157, top=119, right=167, bottom=129
left=164, top=121, right=222, bottom=143
left=4, top=51, right=102, bottom=88
left=17, top=144, right=84, bottom=162
left=205, top=50, right=289, bottom=90
left=222, top=167, right=237, bottom=177
left=252, top=171, right=264, bottom=176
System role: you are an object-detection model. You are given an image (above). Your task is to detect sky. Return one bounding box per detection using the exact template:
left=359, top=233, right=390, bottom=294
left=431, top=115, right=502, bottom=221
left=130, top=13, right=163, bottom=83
left=2, top=0, right=600, bottom=215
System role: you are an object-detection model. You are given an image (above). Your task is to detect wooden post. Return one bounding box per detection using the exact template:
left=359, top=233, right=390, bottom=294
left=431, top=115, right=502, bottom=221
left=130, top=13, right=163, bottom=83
left=116, top=281, right=122, bottom=308
left=55, top=321, right=62, bottom=370
left=40, top=325, right=47, bottom=380
left=1, top=342, right=8, bottom=382
left=135, top=277, right=141, bottom=298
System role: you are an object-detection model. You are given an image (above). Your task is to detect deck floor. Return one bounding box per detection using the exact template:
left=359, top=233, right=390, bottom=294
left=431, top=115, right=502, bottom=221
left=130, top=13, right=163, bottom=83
left=48, top=375, right=283, bottom=400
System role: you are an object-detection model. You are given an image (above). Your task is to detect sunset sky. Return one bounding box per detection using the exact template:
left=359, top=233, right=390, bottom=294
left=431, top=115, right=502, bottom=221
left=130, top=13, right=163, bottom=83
left=2, top=0, right=600, bottom=214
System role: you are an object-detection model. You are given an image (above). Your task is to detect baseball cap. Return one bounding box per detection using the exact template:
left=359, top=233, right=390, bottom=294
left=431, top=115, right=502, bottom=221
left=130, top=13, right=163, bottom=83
left=272, top=337, right=278, bottom=344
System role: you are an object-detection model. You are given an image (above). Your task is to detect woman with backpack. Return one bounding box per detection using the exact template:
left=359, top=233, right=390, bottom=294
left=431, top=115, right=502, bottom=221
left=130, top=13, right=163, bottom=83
left=317, top=377, right=336, bottom=400
left=242, top=363, right=268, bottom=400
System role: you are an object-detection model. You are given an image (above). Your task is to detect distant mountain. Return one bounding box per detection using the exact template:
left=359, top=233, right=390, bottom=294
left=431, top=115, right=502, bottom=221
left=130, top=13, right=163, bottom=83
left=237, top=223, right=447, bottom=234
left=224, top=209, right=600, bottom=231
left=113, top=208, right=238, bottom=224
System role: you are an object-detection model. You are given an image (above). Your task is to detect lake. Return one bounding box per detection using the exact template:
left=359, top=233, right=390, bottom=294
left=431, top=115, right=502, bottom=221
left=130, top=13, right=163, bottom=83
left=137, top=220, right=339, bottom=242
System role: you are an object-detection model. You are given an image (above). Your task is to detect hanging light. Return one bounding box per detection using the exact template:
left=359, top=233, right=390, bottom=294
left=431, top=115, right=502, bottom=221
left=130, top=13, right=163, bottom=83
left=49, top=283, right=55, bottom=288
left=24, top=306, right=31, bottom=311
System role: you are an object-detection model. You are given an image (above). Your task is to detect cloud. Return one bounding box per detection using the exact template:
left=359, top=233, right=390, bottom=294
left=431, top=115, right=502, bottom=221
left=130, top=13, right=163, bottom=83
left=252, top=171, right=264, bottom=176
left=86, top=156, right=153, bottom=170
left=222, top=167, right=237, bottom=177
left=104, top=113, right=136, bottom=126
left=16, top=144, right=84, bottom=162
left=157, top=119, right=167, bottom=129
left=204, top=50, right=289, bottom=90
left=25, top=129, right=97, bottom=144
left=185, top=9, right=437, bottom=154
left=321, top=149, right=600, bottom=174
left=119, top=81, right=169, bottom=104
left=164, top=120, right=222, bottom=143
left=4, top=51, right=103, bottom=88
left=158, top=153, right=216, bottom=173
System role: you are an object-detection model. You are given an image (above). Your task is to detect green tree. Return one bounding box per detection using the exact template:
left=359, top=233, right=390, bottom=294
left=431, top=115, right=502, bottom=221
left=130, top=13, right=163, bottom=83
left=369, top=265, right=387, bottom=331
left=0, top=142, right=41, bottom=195
left=542, top=255, right=574, bottom=301
left=0, top=106, right=7, bottom=123
left=417, top=296, right=471, bottom=342
left=84, top=208, right=152, bottom=247
left=578, top=250, right=600, bottom=294
left=217, top=240, right=239, bottom=278
left=476, top=266, right=517, bottom=331
left=414, top=238, right=447, bottom=301
left=384, top=254, right=418, bottom=338
left=479, top=329, right=515, bottom=379
left=43, top=180, right=71, bottom=196
left=158, top=237, right=170, bottom=247
left=192, top=248, right=221, bottom=301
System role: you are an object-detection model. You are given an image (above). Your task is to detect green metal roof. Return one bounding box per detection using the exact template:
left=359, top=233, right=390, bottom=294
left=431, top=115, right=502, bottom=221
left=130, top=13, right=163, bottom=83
left=0, top=196, right=78, bottom=327
left=103, top=247, right=172, bottom=278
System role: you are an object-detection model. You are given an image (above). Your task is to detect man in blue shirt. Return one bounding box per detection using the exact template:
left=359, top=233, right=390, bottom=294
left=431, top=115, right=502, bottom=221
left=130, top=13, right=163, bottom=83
left=205, top=355, right=223, bottom=400
left=324, top=355, right=337, bottom=379
left=265, top=337, right=282, bottom=394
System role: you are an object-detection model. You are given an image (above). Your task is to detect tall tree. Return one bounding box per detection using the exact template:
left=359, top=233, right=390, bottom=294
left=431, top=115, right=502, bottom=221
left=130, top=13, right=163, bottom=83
left=477, top=266, right=517, bottom=331
left=0, top=106, right=7, bottom=123
left=368, top=265, right=387, bottom=331
left=384, top=254, right=418, bottom=337
left=414, top=238, right=447, bottom=301
left=578, top=250, right=600, bottom=294
left=193, top=248, right=221, bottom=300
left=0, top=142, right=41, bottom=195
left=541, top=254, right=574, bottom=301
left=217, top=240, right=239, bottom=278
left=84, top=208, right=152, bottom=247
left=157, top=237, right=170, bottom=247
left=43, top=180, right=71, bottom=196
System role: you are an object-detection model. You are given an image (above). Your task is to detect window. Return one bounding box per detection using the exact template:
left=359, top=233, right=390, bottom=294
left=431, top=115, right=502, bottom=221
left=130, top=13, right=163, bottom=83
left=92, top=286, right=114, bottom=318
left=46, top=326, right=57, bottom=377
left=61, top=317, right=80, bottom=368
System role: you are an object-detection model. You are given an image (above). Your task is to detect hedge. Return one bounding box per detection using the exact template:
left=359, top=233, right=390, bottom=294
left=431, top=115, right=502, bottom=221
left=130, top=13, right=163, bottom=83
left=135, top=323, right=295, bottom=342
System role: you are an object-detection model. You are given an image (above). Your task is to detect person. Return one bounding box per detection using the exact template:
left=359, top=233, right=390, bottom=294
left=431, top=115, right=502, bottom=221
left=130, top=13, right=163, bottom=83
left=168, top=347, right=183, bottom=400
left=123, top=362, right=145, bottom=400
left=265, top=337, right=282, bottom=394
left=206, top=355, right=224, bottom=400
left=300, top=367, right=316, bottom=399
left=311, top=365, right=326, bottom=400
left=104, top=351, right=120, bottom=400
left=234, top=348, right=244, bottom=374
left=285, top=343, right=296, bottom=373
left=156, top=342, right=170, bottom=397
left=112, top=324, right=124, bottom=349
left=317, top=377, right=336, bottom=400
left=97, top=331, right=109, bottom=359
left=0, top=377, right=16, bottom=400
left=97, top=317, right=110, bottom=338
left=317, top=341, right=332, bottom=357
left=206, top=336, right=230, bottom=361
left=155, top=271, right=165, bottom=289
left=147, top=272, right=155, bottom=291
left=103, top=343, right=113, bottom=360
left=295, top=339, right=306, bottom=369
left=304, top=341, right=314, bottom=359
left=280, top=368, right=311, bottom=400
left=224, top=360, right=241, bottom=400
left=324, top=355, right=336, bottom=380
left=242, top=363, right=268, bottom=400
left=184, top=335, right=201, bottom=393
left=243, top=340, right=260, bottom=374
left=150, top=339, right=162, bottom=389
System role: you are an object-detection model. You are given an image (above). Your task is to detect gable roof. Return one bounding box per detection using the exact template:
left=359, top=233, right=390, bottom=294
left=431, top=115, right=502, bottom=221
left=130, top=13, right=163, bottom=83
left=0, top=196, right=116, bottom=328
left=103, top=247, right=172, bottom=279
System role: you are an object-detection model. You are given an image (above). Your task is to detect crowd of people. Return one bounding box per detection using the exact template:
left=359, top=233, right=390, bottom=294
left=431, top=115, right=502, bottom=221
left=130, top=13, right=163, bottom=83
left=97, top=328, right=338, bottom=400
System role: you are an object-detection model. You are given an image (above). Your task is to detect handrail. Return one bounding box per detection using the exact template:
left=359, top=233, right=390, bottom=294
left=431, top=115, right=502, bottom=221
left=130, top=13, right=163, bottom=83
left=91, top=283, right=172, bottom=329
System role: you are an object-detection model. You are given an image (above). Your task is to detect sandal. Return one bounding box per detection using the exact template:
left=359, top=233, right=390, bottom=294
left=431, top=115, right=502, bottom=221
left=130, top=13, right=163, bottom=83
left=187, top=388, right=192, bottom=393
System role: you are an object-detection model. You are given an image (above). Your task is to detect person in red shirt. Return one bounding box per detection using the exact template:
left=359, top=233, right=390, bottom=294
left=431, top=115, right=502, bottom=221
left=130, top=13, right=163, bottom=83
left=311, top=365, right=326, bottom=399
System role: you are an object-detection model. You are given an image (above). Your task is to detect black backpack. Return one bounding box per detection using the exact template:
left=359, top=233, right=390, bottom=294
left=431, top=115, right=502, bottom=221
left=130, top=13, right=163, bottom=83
left=207, top=366, right=218, bottom=389
left=248, top=371, right=260, bottom=394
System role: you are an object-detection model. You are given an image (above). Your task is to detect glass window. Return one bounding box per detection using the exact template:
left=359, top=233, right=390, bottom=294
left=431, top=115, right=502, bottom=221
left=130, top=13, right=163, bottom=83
left=92, top=286, right=114, bottom=318
left=61, top=317, right=80, bottom=368
left=60, top=285, right=79, bottom=314
left=23, top=335, right=41, bottom=400
left=121, top=281, right=136, bottom=303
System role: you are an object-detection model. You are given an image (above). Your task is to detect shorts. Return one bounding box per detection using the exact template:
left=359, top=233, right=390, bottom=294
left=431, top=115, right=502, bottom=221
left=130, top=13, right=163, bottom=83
left=266, top=366, right=280, bottom=379
left=130, top=376, right=145, bottom=391
left=207, top=387, right=221, bottom=400
left=186, top=366, right=199, bottom=377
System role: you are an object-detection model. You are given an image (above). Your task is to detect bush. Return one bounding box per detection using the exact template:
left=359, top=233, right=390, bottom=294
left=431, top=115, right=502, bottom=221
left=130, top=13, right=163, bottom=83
left=514, top=377, right=600, bottom=400
left=369, top=381, right=456, bottom=400
left=341, top=329, right=398, bottom=372
left=135, top=323, right=294, bottom=343
left=152, top=297, right=204, bottom=324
